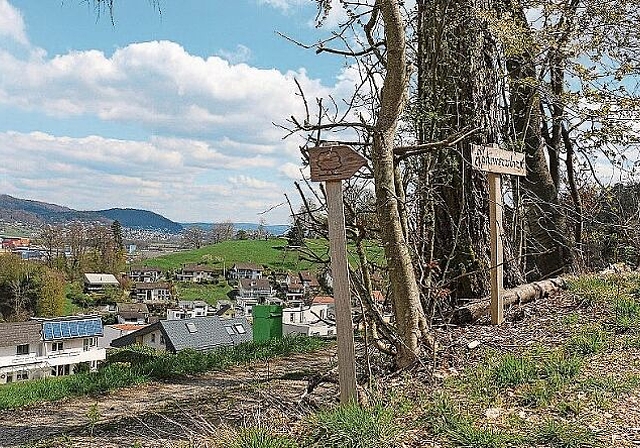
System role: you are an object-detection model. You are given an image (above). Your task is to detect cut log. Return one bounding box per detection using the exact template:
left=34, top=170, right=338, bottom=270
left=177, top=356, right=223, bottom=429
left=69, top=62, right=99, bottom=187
left=451, top=277, right=568, bottom=325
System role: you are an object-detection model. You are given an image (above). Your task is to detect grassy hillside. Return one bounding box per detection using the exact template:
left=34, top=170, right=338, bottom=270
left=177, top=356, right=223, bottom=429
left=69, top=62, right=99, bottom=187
left=143, top=238, right=385, bottom=272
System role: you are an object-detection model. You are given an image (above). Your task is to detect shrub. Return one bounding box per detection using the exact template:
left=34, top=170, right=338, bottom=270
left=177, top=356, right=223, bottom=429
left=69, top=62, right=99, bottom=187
left=533, top=420, right=597, bottom=448
left=565, top=325, right=608, bottom=356
left=305, top=401, right=402, bottom=448
left=220, top=427, right=298, bottom=448
left=613, top=296, right=640, bottom=333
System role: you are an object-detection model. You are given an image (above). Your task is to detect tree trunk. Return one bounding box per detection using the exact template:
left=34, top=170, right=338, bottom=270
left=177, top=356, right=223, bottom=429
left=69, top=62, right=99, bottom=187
left=374, top=0, right=428, bottom=368
left=451, top=277, right=567, bottom=324
left=504, top=3, right=574, bottom=278
left=416, top=0, right=524, bottom=305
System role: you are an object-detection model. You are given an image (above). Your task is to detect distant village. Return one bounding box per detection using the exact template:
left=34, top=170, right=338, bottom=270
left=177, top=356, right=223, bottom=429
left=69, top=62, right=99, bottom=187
left=0, top=232, right=389, bottom=385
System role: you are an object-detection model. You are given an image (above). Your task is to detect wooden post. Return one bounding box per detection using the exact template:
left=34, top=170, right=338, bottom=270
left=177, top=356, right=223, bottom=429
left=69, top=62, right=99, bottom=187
left=308, top=145, right=366, bottom=404
left=326, top=180, right=357, bottom=403
left=471, top=144, right=526, bottom=326
left=488, top=173, right=504, bottom=325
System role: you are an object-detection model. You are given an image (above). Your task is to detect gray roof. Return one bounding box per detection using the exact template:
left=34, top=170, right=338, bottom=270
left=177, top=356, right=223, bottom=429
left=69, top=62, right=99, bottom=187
left=116, top=303, right=149, bottom=314
left=84, top=273, right=120, bottom=285
left=232, top=263, right=261, bottom=271
left=112, top=316, right=252, bottom=352
left=0, top=321, right=41, bottom=347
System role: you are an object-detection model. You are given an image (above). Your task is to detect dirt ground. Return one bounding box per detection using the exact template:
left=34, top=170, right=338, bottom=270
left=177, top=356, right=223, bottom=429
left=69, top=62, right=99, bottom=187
left=0, top=348, right=339, bottom=448
left=3, top=288, right=640, bottom=447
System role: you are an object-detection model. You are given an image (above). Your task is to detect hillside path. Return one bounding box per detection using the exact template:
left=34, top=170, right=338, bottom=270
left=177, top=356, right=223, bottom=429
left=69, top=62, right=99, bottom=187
left=0, top=347, right=338, bottom=448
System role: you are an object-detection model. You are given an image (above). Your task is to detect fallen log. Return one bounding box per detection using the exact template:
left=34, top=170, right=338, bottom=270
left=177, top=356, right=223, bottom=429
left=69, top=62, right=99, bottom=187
left=450, top=277, right=568, bottom=325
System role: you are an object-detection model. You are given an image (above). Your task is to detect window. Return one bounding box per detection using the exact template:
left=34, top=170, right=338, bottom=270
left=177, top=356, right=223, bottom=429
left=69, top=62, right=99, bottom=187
left=83, top=338, right=96, bottom=351
left=151, top=333, right=156, bottom=343
left=52, top=342, right=63, bottom=352
left=225, top=326, right=235, bottom=335
left=53, top=365, right=70, bottom=377
left=289, top=314, right=294, bottom=323
left=160, top=334, right=165, bottom=345
left=16, top=344, right=29, bottom=356
left=234, top=324, right=246, bottom=334
left=16, top=370, right=28, bottom=381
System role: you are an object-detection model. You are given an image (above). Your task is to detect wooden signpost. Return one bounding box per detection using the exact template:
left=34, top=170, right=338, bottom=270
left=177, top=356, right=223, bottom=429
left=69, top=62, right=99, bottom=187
left=309, top=145, right=366, bottom=404
left=471, top=144, right=526, bottom=325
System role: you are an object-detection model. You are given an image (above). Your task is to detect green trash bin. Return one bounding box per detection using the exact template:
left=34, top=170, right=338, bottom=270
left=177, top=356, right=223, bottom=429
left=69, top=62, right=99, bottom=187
left=252, top=304, right=283, bottom=342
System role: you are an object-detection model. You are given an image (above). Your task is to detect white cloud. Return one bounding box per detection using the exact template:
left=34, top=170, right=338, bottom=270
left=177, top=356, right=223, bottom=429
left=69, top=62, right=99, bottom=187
left=228, top=175, right=278, bottom=189
left=0, top=2, right=367, bottom=223
left=217, top=44, right=252, bottom=64
left=0, top=0, right=28, bottom=45
left=0, top=131, right=291, bottom=221
left=257, top=0, right=308, bottom=12
left=0, top=40, right=334, bottom=145
left=279, top=162, right=307, bottom=180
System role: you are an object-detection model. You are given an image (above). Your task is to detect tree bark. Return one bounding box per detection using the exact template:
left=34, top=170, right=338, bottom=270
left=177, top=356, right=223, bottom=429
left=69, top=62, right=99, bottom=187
left=373, top=0, right=428, bottom=368
left=504, top=3, right=574, bottom=279
left=451, top=277, right=567, bottom=324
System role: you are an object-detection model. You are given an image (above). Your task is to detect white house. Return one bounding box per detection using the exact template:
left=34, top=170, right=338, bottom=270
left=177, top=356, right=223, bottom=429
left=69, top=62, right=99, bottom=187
left=0, top=316, right=106, bottom=384
left=228, top=263, right=262, bottom=280
left=115, top=302, right=150, bottom=325
left=128, top=267, right=163, bottom=283
left=83, top=273, right=120, bottom=293
left=131, top=282, right=173, bottom=303
left=282, top=302, right=336, bottom=337
left=176, top=264, right=221, bottom=283
left=166, top=300, right=209, bottom=320
left=100, top=323, right=148, bottom=348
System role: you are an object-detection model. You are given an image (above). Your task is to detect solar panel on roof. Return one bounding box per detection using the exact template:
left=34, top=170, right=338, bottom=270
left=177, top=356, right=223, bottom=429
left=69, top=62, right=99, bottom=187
left=42, top=318, right=103, bottom=340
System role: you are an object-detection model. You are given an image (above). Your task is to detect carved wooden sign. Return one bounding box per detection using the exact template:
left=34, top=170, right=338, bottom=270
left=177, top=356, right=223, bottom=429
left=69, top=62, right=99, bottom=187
left=309, top=145, right=367, bottom=182
left=471, top=144, right=526, bottom=177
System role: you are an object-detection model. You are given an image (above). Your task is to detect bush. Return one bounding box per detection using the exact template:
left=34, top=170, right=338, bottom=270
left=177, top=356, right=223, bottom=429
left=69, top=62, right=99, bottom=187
left=305, top=401, right=402, bottom=448
left=220, top=427, right=298, bottom=448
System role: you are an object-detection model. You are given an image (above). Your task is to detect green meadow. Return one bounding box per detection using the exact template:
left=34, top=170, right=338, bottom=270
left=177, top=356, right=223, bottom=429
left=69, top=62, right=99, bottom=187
left=143, top=238, right=385, bottom=272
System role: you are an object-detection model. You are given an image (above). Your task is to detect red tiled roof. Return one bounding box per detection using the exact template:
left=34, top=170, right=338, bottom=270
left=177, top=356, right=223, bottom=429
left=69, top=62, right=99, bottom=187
left=312, top=296, right=334, bottom=305
left=111, top=324, right=148, bottom=331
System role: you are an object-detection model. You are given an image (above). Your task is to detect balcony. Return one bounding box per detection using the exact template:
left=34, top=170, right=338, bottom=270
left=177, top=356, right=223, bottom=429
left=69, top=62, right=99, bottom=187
left=43, top=348, right=106, bottom=366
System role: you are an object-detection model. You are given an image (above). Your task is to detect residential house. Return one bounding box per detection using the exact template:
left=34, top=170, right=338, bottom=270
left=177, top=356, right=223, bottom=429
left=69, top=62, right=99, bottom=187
left=0, top=316, right=106, bottom=384
left=128, top=267, right=163, bottom=283
left=176, top=264, right=221, bottom=283
left=284, top=280, right=305, bottom=302
left=166, top=300, right=209, bottom=320
left=299, top=271, right=322, bottom=295
left=83, top=273, right=121, bottom=294
left=228, top=263, right=262, bottom=281
left=115, top=302, right=150, bottom=324
left=215, top=303, right=237, bottom=319
left=282, top=302, right=336, bottom=337
left=311, top=296, right=335, bottom=306
left=100, top=323, right=148, bottom=348
left=131, top=282, right=173, bottom=303
left=236, top=278, right=274, bottom=317
left=238, top=278, right=274, bottom=300
left=1, top=237, right=30, bottom=250
left=111, top=316, right=252, bottom=353
left=274, top=271, right=305, bottom=302
left=0, top=321, right=43, bottom=383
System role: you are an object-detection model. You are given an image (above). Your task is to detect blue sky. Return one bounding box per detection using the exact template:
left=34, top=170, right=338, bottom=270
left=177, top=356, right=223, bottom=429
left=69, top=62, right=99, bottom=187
left=0, top=0, right=354, bottom=224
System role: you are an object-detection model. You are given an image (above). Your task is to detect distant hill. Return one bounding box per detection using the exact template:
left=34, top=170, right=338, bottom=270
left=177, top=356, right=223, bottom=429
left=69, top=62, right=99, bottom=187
left=181, top=222, right=289, bottom=235
left=0, top=194, right=182, bottom=233
left=98, top=208, right=183, bottom=233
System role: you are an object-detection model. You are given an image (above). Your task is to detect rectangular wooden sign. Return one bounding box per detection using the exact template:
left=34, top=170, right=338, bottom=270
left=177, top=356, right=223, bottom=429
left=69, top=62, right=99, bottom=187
left=471, top=144, right=526, bottom=177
